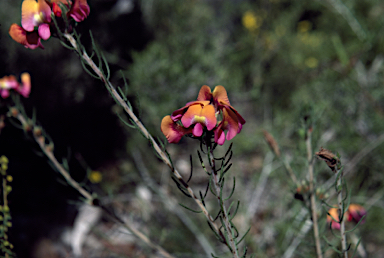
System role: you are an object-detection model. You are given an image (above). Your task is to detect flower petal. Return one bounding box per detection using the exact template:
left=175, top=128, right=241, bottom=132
left=200, top=104, right=217, bottom=130
left=9, top=23, right=44, bottom=49
left=0, top=75, right=19, bottom=90
left=0, top=90, right=11, bottom=99
left=18, top=73, right=31, bottom=98
left=213, top=85, right=230, bottom=106
left=38, top=23, right=50, bottom=40
left=347, top=204, right=366, bottom=223
left=171, top=101, right=209, bottom=121
left=222, top=108, right=240, bottom=141
left=21, top=0, right=39, bottom=31
left=21, top=0, right=51, bottom=31
left=192, top=123, right=203, bottom=137
left=69, top=0, right=90, bottom=22
left=327, top=208, right=341, bottom=230
left=214, top=125, right=226, bottom=145
left=161, top=115, right=191, bottom=143
left=181, top=104, right=203, bottom=128
left=197, top=85, right=212, bottom=101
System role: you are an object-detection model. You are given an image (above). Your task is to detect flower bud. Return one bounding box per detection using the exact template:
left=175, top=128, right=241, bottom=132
left=9, top=107, right=19, bottom=117
left=33, top=126, right=42, bottom=136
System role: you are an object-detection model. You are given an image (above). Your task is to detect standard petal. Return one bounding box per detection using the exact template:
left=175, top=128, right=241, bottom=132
left=38, top=0, right=52, bottom=23
left=201, top=104, right=217, bottom=131
left=38, top=23, right=50, bottom=40
left=161, top=116, right=190, bottom=143
left=171, top=101, right=209, bottom=121
left=22, top=0, right=39, bottom=31
left=181, top=104, right=203, bottom=128
left=213, top=85, right=231, bottom=106
left=197, top=85, right=212, bottom=101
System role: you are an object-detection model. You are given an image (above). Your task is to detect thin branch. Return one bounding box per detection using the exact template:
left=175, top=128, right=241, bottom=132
left=336, top=169, right=348, bottom=258
left=306, top=129, right=323, bottom=258
left=131, top=149, right=215, bottom=257
left=209, top=148, right=239, bottom=258
left=63, top=32, right=221, bottom=237
left=12, top=111, right=175, bottom=258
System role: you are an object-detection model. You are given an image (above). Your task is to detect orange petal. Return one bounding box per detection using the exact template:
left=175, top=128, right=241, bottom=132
left=212, top=85, right=230, bottom=106
left=327, top=207, right=341, bottom=230
left=171, top=101, right=209, bottom=121
left=161, top=116, right=190, bottom=143
left=197, top=85, right=212, bottom=101
left=200, top=104, right=217, bottom=130
left=9, top=23, right=43, bottom=49
left=9, top=24, right=28, bottom=46
left=181, top=104, right=203, bottom=128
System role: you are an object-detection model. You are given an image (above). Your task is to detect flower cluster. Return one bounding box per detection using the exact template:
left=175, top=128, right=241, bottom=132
left=0, top=73, right=31, bottom=99
left=327, top=204, right=367, bottom=230
left=9, top=0, right=90, bottom=49
left=161, top=85, right=245, bottom=145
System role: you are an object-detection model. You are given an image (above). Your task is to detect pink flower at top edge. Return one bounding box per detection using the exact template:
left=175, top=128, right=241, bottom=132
left=9, top=0, right=90, bottom=49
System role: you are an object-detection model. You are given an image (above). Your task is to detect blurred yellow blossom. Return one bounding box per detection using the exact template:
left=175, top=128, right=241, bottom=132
left=242, top=11, right=262, bottom=31
left=305, top=57, right=319, bottom=68
left=297, top=20, right=312, bottom=33
left=6, top=175, right=13, bottom=182
left=89, top=170, right=102, bottom=183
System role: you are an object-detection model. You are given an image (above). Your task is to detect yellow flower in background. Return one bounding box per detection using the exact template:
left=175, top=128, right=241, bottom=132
left=242, top=11, right=262, bottom=31
left=305, top=57, right=319, bottom=68
left=6, top=175, right=13, bottom=182
left=89, top=170, right=102, bottom=183
left=297, top=20, right=312, bottom=33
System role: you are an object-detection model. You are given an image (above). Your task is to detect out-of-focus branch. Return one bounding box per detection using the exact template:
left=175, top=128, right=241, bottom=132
left=306, top=129, right=323, bottom=258
left=10, top=109, right=175, bottom=258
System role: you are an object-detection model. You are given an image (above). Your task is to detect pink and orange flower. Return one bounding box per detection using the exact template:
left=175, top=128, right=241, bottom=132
left=9, top=0, right=90, bottom=49
left=161, top=85, right=245, bottom=145
left=326, top=204, right=366, bottom=230
left=0, top=73, right=31, bottom=99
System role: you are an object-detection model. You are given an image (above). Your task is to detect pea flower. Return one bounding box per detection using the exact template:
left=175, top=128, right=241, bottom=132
left=347, top=204, right=366, bottom=224
left=0, top=73, right=31, bottom=99
left=9, top=0, right=90, bottom=49
left=161, top=85, right=245, bottom=145
left=327, top=204, right=366, bottom=230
